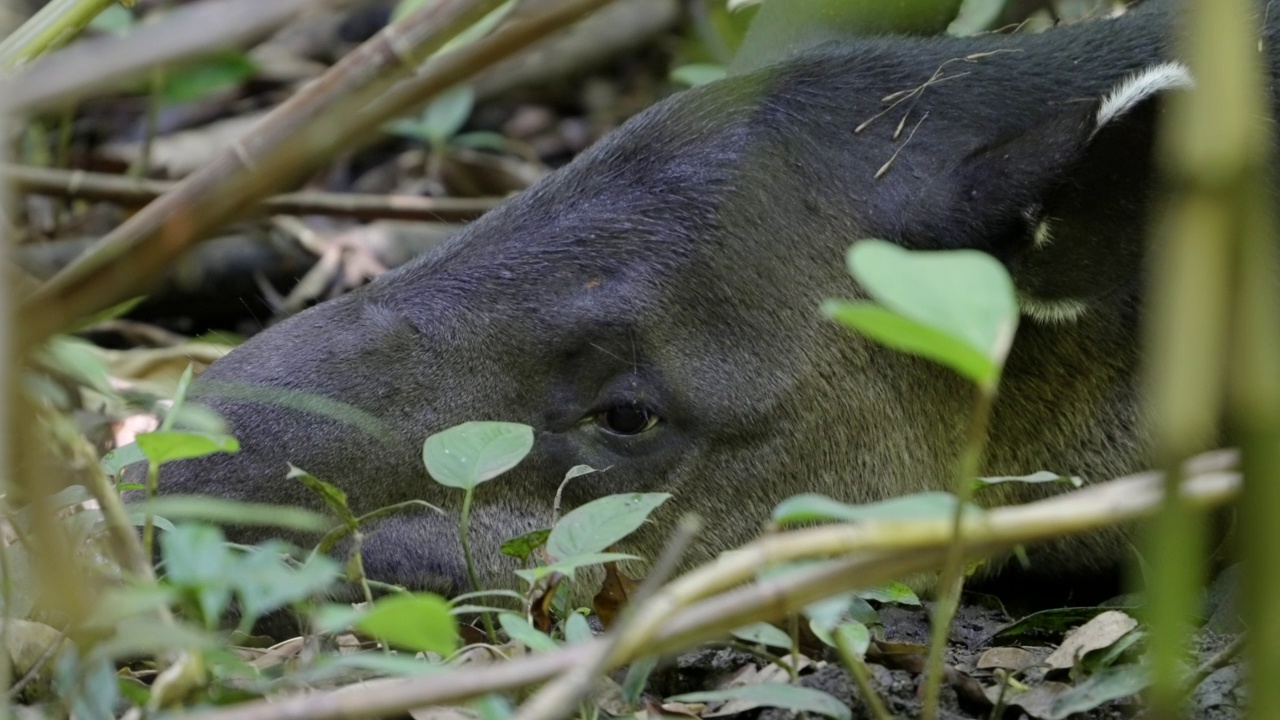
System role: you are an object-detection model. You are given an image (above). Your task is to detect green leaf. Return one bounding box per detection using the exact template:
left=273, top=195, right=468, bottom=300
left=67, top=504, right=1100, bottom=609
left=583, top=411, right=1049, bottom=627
left=772, top=491, right=977, bottom=526
left=732, top=0, right=960, bottom=73
left=856, top=581, right=921, bottom=606
left=449, top=589, right=525, bottom=606
left=130, top=496, right=330, bottom=532
left=135, top=431, right=239, bottom=467
left=547, top=492, right=671, bottom=560
left=825, top=301, right=997, bottom=385
left=57, top=652, right=120, bottom=720
left=669, top=685, right=851, bottom=720
left=947, top=0, right=1010, bottom=36
left=623, top=656, right=659, bottom=708
left=90, top=4, right=136, bottom=35
left=289, top=465, right=356, bottom=527
left=352, top=593, right=458, bottom=655
left=564, top=612, right=593, bottom=644
left=513, top=552, right=640, bottom=584
left=67, top=296, right=145, bottom=332
left=432, top=0, right=518, bottom=55
left=563, top=464, right=599, bottom=482
left=834, top=622, right=871, bottom=658
left=671, top=63, right=727, bottom=87
left=498, top=613, right=558, bottom=652
left=231, top=545, right=339, bottom=622
left=317, top=652, right=443, bottom=677
left=104, top=440, right=144, bottom=477
left=730, top=622, right=792, bottom=649
left=1045, top=664, right=1150, bottom=720
left=35, top=336, right=111, bottom=393
left=423, top=421, right=534, bottom=490
left=159, top=524, right=233, bottom=626
left=419, top=85, right=476, bottom=146
left=500, top=528, right=550, bottom=561
left=161, top=52, right=257, bottom=105
left=473, top=693, right=515, bottom=720
left=160, top=364, right=197, bottom=432
left=805, top=594, right=878, bottom=647
left=844, top=239, right=1018, bottom=375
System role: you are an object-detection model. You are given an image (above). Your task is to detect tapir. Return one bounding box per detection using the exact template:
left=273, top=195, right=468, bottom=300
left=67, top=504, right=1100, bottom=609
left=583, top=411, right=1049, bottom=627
left=138, top=0, right=1280, bottom=608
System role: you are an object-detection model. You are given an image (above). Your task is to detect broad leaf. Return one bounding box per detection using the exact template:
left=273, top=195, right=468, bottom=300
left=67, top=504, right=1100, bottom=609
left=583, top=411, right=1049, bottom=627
left=135, top=431, right=239, bottom=467
left=772, top=491, right=977, bottom=526
left=513, top=552, right=640, bottom=584
left=844, top=239, right=1018, bottom=377
left=857, top=581, right=922, bottom=606
left=498, top=613, right=558, bottom=652
left=159, top=524, right=233, bottom=626
left=671, top=63, right=727, bottom=87
left=131, top=496, right=329, bottom=532
left=564, top=612, right=593, bottom=644
left=500, top=528, right=550, bottom=561
left=669, top=685, right=851, bottom=720
left=547, top=492, right=671, bottom=560
left=423, top=421, right=534, bottom=490
left=623, top=655, right=659, bottom=707
left=1046, top=664, right=1150, bottom=720
left=834, top=622, right=872, bottom=658
left=101, top=442, right=146, bottom=478
left=731, top=622, right=792, bottom=649
left=352, top=593, right=458, bottom=655
left=231, top=545, right=339, bottom=621
left=825, top=301, right=997, bottom=385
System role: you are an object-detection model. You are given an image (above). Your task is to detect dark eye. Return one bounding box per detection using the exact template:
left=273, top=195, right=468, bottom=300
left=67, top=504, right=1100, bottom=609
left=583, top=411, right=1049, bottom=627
left=597, top=404, right=659, bottom=436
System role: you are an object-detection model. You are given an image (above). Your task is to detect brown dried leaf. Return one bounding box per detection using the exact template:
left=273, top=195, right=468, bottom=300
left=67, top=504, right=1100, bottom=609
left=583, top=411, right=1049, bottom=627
left=592, top=561, right=638, bottom=629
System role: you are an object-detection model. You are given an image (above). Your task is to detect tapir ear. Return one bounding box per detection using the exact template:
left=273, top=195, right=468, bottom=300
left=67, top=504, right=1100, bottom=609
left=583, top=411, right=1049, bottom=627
left=946, top=62, right=1195, bottom=323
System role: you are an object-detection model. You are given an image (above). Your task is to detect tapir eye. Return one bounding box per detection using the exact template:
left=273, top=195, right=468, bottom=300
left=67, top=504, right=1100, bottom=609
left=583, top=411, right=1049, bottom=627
left=597, top=403, right=660, bottom=436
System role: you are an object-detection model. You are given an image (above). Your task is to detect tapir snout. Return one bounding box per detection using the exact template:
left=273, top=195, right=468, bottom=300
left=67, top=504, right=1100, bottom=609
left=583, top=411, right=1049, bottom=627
left=141, top=1, right=1280, bottom=604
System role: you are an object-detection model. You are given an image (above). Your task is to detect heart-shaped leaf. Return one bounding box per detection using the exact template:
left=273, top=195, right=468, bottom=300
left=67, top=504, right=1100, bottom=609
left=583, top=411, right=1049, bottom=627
left=825, top=301, right=997, bottom=385
left=423, top=422, right=534, bottom=490
left=833, top=239, right=1019, bottom=386
left=547, top=493, right=671, bottom=561
left=350, top=593, right=458, bottom=655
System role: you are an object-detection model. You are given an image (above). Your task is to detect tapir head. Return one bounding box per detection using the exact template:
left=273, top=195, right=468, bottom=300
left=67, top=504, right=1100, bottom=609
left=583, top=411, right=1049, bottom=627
left=144, top=7, right=1217, bottom=600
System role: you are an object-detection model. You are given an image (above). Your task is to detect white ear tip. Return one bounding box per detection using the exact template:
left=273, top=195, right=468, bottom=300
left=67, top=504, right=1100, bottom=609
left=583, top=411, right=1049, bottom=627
left=1096, top=61, right=1195, bottom=127
left=1018, top=294, right=1091, bottom=324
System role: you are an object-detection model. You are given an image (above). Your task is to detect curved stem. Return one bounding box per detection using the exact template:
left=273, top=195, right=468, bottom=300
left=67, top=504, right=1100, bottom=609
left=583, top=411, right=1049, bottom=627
left=920, top=382, right=997, bottom=720
left=459, top=487, right=498, bottom=644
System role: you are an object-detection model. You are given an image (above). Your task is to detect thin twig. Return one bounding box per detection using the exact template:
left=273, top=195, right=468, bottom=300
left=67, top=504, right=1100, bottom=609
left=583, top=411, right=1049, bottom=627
left=1, top=164, right=502, bottom=222
left=834, top=627, right=893, bottom=720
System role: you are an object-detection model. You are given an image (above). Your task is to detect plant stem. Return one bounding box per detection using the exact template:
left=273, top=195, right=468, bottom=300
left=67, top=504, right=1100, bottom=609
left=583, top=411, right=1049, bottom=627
left=834, top=630, right=893, bottom=720
left=459, top=487, right=498, bottom=644
left=920, top=382, right=997, bottom=720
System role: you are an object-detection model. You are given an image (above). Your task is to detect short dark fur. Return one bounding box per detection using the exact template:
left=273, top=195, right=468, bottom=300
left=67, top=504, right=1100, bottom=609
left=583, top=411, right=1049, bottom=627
left=136, top=1, right=1280, bottom=606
